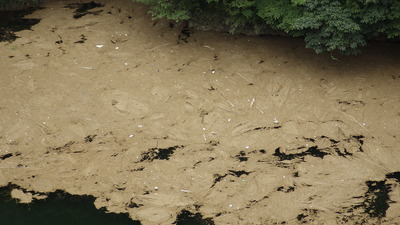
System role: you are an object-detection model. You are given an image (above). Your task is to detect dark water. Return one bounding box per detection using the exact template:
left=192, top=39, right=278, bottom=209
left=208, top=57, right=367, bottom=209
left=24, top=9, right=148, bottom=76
left=0, top=185, right=141, bottom=225
left=0, top=7, right=41, bottom=42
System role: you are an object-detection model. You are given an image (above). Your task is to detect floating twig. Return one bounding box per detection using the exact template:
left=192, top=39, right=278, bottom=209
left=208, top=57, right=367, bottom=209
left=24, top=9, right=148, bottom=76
left=147, top=43, right=169, bottom=51
left=341, top=111, right=374, bottom=136
left=226, top=99, right=235, bottom=108
left=236, top=72, right=253, bottom=85
left=250, top=98, right=255, bottom=108
left=163, top=95, right=171, bottom=103
left=255, top=106, right=265, bottom=114
left=218, top=93, right=235, bottom=108
left=203, top=45, right=215, bottom=51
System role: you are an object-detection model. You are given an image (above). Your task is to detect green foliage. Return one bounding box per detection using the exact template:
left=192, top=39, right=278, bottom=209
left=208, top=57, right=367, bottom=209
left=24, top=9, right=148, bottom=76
left=292, top=0, right=366, bottom=54
left=133, top=0, right=400, bottom=55
left=133, top=0, right=196, bottom=21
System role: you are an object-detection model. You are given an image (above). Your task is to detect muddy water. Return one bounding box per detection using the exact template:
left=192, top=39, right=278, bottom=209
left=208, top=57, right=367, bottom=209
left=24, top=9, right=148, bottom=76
left=0, top=0, right=400, bottom=224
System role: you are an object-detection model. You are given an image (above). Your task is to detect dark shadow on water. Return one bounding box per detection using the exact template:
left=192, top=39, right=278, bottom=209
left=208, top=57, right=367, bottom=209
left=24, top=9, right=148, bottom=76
left=362, top=180, right=391, bottom=218
left=273, top=146, right=329, bottom=161
left=0, top=184, right=141, bottom=225
left=64, top=1, right=104, bottom=19
left=0, top=7, right=41, bottom=42
left=139, top=145, right=184, bottom=162
left=350, top=172, right=400, bottom=219
left=386, top=171, right=400, bottom=183
left=174, top=210, right=215, bottom=225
